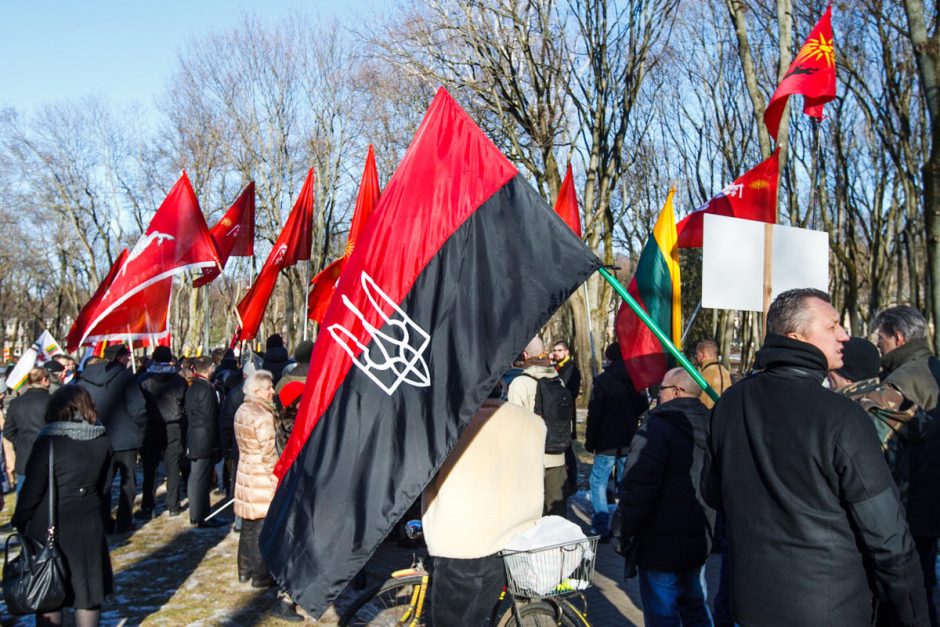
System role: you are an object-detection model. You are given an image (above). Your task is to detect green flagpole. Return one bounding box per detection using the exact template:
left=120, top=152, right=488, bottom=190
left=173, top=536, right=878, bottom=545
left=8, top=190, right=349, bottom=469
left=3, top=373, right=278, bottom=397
left=598, top=267, right=719, bottom=402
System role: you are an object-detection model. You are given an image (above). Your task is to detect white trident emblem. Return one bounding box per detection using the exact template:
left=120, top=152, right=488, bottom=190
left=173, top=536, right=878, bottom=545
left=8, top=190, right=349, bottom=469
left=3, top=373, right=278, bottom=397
left=329, top=272, right=431, bottom=396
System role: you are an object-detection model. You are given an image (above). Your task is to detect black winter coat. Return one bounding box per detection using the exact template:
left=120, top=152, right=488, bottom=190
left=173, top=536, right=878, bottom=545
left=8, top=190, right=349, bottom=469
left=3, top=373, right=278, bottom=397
left=907, top=358, right=940, bottom=538
left=557, top=359, right=582, bottom=403
left=262, top=346, right=290, bottom=383
left=186, top=377, right=219, bottom=460
left=585, top=359, right=647, bottom=455
left=702, top=335, right=928, bottom=627
left=4, top=386, right=51, bottom=474
left=618, top=397, right=714, bottom=572
left=219, top=381, right=244, bottom=456
left=77, top=362, right=147, bottom=452
left=12, top=425, right=113, bottom=609
left=139, top=370, right=188, bottom=455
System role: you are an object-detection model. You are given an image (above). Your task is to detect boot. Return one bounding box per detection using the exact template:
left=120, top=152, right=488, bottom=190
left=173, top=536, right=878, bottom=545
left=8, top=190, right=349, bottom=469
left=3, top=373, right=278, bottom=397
left=270, top=597, right=303, bottom=622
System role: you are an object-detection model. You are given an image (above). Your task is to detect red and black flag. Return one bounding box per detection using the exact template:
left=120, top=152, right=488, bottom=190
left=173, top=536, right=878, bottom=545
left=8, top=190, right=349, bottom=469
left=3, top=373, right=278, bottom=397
left=260, top=88, right=601, bottom=615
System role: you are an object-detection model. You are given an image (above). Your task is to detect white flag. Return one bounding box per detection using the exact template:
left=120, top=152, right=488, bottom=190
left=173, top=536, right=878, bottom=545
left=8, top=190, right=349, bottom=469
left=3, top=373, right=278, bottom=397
left=6, top=330, right=65, bottom=391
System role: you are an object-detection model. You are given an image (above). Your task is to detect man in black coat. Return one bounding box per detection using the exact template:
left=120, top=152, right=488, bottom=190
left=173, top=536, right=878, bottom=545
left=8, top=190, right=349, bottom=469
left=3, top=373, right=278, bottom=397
left=262, top=334, right=290, bottom=384
left=552, top=340, right=582, bottom=494
left=78, top=344, right=147, bottom=533
left=618, top=367, right=714, bottom=625
left=186, top=356, right=222, bottom=528
left=585, top=342, right=647, bottom=537
left=702, top=288, right=928, bottom=627
left=139, top=346, right=188, bottom=517
left=5, top=368, right=51, bottom=492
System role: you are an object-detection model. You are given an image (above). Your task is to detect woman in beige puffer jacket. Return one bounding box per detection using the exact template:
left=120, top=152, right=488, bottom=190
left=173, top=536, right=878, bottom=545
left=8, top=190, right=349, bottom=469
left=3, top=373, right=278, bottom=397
left=234, top=370, right=278, bottom=587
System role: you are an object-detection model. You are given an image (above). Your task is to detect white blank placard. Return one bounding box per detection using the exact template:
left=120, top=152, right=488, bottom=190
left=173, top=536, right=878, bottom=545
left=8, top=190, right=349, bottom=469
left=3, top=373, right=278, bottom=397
left=702, top=214, right=829, bottom=312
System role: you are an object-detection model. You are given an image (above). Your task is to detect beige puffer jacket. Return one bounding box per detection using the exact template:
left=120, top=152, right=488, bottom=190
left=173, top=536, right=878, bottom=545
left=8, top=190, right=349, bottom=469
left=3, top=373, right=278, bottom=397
left=234, top=399, right=279, bottom=520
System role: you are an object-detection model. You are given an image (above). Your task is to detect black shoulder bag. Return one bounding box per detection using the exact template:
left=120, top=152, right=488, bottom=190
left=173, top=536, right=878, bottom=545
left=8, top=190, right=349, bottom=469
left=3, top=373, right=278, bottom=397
left=3, top=440, right=67, bottom=614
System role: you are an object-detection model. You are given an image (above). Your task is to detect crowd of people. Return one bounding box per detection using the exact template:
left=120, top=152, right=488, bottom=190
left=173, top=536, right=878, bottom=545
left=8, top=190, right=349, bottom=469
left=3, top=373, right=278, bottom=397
left=421, top=290, right=939, bottom=627
left=0, top=334, right=312, bottom=624
left=1, top=289, right=938, bottom=626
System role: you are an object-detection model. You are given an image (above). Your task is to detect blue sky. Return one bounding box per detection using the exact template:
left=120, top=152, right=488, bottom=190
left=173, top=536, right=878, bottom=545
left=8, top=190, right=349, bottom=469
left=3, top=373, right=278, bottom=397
left=0, top=0, right=371, bottom=116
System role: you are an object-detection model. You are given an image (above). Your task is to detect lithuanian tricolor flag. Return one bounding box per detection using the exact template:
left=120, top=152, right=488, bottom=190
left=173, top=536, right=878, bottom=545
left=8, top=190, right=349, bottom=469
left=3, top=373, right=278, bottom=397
left=615, top=189, right=681, bottom=390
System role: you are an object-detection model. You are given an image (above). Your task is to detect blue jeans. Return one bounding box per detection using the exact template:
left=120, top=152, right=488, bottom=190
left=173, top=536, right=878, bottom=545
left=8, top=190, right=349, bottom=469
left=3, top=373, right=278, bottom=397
left=589, top=454, right=626, bottom=532
left=639, top=567, right=713, bottom=627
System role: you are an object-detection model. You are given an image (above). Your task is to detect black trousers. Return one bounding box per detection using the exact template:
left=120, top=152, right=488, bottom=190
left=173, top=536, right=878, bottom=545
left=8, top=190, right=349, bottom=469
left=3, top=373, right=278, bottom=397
left=238, top=518, right=273, bottom=584
left=188, top=457, right=214, bottom=523
left=915, top=536, right=938, bottom=627
left=431, top=554, right=506, bottom=627
left=106, top=449, right=138, bottom=530
left=164, top=424, right=184, bottom=513
left=139, top=444, right=161, bottom=513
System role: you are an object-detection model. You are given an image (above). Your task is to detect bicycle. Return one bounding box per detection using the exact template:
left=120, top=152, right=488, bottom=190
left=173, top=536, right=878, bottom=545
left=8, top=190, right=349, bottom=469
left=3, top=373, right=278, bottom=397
left=340, top=524, right=597, bottom=626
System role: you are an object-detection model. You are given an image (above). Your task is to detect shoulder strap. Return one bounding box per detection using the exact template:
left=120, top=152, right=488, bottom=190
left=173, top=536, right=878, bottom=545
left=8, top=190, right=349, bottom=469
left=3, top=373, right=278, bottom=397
left=47, top=440, right=56, bottom=539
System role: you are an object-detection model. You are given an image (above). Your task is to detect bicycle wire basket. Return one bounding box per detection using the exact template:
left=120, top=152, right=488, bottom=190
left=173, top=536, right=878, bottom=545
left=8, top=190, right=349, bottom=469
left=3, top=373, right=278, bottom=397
left=498, top=535, right=599, bottom=600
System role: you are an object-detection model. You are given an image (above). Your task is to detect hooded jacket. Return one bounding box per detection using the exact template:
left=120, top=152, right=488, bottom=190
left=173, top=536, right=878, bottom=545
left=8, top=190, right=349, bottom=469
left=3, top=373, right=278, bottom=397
left=882, top=338, right=939, bottom=412
left=702, top=334, right=928, bottom=627
left=139, top=368, right=187, bottom=426
left=585, top=358, right=648, bottom=455
left=262, top=346, right=290, bottom=384
left=77, top=361, right=147, bottom=452
left=618, top=396, right=713, bottom=572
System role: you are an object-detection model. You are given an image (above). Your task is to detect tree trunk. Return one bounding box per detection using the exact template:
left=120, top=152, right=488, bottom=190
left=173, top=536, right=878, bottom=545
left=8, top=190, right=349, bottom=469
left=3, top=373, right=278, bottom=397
left=903, top=0, right=940, bottom=349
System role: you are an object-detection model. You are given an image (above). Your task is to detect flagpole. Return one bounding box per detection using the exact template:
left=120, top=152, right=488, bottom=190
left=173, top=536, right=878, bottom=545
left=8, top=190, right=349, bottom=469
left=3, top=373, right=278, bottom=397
left=302, top=263, right=310, bottom=341
left=808, top=118, right=822, bottom=230
left=203, top=285, right=211, bottom=353
left=681, top=300, right=703, bottom=346
left=580, top=283, right=599, bottom=378
left=598, top=267, right=718, bottom=402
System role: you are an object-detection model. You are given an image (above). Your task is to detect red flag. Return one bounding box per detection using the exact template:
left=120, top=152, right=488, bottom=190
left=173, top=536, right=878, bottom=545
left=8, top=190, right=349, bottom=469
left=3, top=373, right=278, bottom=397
left=194, top=182, right=256, bottom=288
left=66, top=249, right=129, bottom=352
left=307, top=148, right=381, bottom=323
left=80, top=172, right=221, bottom=346
left=81, top=278, right=173, bottom=346
left=553, top=164, right=581, bottom=238
left=676, top=149, right=780, bottom=248
left=764, top=5, right=836, bottom=140
left=236, top=169, right=315, bottom=341
left=307, top=258, right=344, bottom=323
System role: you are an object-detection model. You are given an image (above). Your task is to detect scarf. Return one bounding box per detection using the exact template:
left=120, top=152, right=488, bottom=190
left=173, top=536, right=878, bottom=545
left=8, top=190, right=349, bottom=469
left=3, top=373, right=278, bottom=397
left=39, top=420, right=106, bottom=441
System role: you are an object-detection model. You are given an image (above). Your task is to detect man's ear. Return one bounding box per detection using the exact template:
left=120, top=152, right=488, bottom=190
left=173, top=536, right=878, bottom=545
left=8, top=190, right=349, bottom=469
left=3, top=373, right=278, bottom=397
left=895, top=333, right=908, bottom=347
left=786, top=332, right=802, bottom=341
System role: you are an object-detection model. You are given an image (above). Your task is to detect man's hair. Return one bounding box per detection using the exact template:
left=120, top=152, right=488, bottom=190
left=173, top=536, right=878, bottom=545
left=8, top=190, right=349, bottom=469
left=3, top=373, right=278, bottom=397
left=28, top=367, right=49, bottom=385
left=210, top=348, right=226, bottom=365
left=46, top=386, right=97, bottom=424
left=192, top=356, right=214, bottom=375
left=695, top=339, right=718, bottom=358
left=766, top=288, right=831, bottom=336
left=553, top=341, right=570, bottom=351
left=872, top=306, right=928, bottom=342
left=664, top=367, right=702, bottom=396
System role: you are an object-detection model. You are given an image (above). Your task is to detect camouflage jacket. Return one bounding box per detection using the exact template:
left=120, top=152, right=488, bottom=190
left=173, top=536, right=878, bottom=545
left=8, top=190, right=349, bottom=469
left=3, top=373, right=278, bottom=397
left=838, top=377, right=928, bottom=504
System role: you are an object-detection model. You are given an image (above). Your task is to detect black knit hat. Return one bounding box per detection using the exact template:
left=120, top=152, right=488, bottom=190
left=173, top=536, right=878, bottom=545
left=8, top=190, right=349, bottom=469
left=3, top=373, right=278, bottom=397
left=835, top=337, right=881, bottom=382
left=152, top=345, right=173, bottom=363
left=104, top=344, right=129, bottom=361
left=266, top=334, right=284, bottom=350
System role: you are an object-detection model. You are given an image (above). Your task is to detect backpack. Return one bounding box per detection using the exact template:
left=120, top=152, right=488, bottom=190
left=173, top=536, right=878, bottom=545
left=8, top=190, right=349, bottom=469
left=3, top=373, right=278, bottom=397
left=522, top=374, right=575, bottom=453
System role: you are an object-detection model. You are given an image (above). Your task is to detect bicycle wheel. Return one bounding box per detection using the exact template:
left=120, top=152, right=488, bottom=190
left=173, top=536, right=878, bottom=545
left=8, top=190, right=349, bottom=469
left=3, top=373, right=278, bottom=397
left=500, top=600, right=583, bottom=626
left=340, top=574, right=432, bottom=626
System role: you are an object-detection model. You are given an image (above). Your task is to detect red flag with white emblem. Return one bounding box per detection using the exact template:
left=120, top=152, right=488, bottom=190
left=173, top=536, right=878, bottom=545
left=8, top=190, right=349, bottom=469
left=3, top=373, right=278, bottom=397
left=236, top=169, right=315, bottom=341
left=194, top=182, right=256, bottom=287
left=79, top=172, right=220, bottom=346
